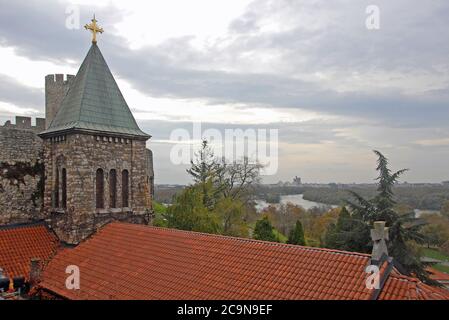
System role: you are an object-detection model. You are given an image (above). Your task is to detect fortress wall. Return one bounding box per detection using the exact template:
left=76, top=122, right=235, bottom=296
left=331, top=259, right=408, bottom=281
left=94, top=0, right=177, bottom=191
left=0, top=125, right=45, bottom=224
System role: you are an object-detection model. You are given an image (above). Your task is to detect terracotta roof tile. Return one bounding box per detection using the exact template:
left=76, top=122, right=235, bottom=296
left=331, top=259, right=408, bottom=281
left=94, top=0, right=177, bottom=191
left=426, top=267, right=449, bottom=282
left=38, top=222, right=449, bottom=300
left=0, top=223, right=60, bottom=280
left=379, top=271, right=449, bottom=300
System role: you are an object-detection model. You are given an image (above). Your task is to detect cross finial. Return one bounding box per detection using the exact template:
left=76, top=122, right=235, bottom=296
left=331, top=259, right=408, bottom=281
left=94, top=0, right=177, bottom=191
left=84, top=15, right=104, bottom=44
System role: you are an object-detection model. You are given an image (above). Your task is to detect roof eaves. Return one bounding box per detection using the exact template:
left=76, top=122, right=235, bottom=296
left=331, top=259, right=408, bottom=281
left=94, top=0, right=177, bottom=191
left=39, top=125, right=150, bottom=140
left=0, top=220, right=48, bottom=231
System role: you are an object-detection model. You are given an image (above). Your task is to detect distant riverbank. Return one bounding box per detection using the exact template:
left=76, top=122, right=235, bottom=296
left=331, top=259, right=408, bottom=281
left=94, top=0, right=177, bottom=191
left=255, top=193, right=440, bottom=217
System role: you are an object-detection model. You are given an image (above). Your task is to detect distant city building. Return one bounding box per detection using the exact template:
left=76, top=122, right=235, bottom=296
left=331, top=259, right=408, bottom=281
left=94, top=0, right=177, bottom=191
left=293, top=176, right=302, bottom=185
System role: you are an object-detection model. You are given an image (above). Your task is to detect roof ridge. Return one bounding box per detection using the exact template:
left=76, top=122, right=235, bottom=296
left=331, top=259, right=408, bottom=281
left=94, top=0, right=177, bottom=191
left=75, top=44, right=92, bottom=125
left=390, top=273, right=419, bottom=283
left=390, top=273, right=449, bottom=299
left=0, top=220, right=47, bottom=231
left=107, top=221, right=371, bottom=258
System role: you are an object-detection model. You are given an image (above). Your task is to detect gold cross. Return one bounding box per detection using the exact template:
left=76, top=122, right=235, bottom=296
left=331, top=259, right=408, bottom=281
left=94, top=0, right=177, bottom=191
left=84, top=15, right=104, bottom=44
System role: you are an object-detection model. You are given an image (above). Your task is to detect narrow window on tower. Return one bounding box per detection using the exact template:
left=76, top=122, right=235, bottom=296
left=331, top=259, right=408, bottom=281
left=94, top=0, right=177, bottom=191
left=96, top=168, right=104, bottom=209
left=54, top=168, right=59, bottom=208
left=62, top=168, right=67, bottom=209
left=150, top=176, right=154, bottom=198
left=122, top=169, right=129, bottom=208
left=109, top=169, right=117, bottom=208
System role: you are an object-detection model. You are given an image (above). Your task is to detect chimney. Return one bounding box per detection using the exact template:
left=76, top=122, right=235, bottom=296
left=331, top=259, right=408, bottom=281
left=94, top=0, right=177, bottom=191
left=370, top=221, right=389, bottom=263
left=29, top=258, right=41, bottom=286
left=0, top=268, right=9, bottom=293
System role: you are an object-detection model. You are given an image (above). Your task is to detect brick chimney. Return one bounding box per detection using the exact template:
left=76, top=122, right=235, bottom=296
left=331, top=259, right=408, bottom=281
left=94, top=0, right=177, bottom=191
left=29, top=258, right=41, bottom=286
left=370, top=221, right=389, bottom=263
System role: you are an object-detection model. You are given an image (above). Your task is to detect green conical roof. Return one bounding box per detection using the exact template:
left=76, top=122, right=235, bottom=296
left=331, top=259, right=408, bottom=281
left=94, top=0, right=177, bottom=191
left=40, top=43, right=149, bottom=139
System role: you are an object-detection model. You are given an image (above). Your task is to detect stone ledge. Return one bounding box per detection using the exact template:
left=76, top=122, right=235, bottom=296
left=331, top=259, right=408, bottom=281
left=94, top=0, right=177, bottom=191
left=96, top=207, right=133, bottom=215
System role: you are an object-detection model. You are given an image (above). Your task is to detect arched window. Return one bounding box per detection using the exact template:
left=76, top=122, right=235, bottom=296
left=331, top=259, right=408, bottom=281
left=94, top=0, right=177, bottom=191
left=122, top=170, right=129, bottom=208
left=96, top=168, right=104, bottom=209
left=54, top=168, right=59, bottom=208
left=61, top=168, right=67, bottom=209
left=109, top=169, right=117, bottom=208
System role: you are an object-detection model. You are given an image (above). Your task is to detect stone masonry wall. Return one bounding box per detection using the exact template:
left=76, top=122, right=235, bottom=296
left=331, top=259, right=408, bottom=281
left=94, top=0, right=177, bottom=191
left=0, top=127, right=44, bottom=224
left=43, top=132, right=151, bottom=244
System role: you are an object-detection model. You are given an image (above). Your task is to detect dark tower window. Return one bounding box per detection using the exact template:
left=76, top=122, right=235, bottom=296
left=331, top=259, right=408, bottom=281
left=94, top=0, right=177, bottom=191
left=109, top=169, right=117, bottom=208
left=96, top=168, right=104, bottom=209
left=150, top=176, right=154, bottom=198
left=54, top=168, right=59, bottom=208
left=62, top=168, right=67, bottom=209
left=122, top=170, right=129, bottom=208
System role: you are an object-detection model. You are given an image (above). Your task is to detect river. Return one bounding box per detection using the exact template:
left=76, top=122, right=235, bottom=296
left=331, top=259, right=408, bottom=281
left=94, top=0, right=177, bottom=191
left=255, top=194, right=337, bottom=212
left=255, top=194, right=439, bottom=217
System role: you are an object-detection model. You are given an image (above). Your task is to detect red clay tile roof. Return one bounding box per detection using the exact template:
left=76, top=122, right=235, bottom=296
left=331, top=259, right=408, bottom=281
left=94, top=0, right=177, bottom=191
left=0, top=223, right=60, bottom=280
left=39, top=222, right=449, bottom=300
left=426, top=267, right=449, bottom=282
left=379, top=272, right=449, bottom=300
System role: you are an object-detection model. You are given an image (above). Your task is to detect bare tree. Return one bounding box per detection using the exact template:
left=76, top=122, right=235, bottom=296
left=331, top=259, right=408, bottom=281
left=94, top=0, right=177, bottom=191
left=218, top=157, right=263, bottom=203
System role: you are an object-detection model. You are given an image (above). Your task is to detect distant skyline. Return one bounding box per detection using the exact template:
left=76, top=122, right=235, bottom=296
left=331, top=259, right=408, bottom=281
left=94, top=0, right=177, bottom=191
left=0, top=0, right=448, bottom=184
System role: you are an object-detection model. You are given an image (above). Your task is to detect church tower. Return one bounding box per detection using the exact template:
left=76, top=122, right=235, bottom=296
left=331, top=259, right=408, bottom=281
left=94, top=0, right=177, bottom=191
left=39, top=17, right=152, bottom=244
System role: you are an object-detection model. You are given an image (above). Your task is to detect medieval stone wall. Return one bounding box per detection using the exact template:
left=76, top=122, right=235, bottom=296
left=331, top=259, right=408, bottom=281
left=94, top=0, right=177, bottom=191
left=0, top=126, right=44, bottom=224
left=43, top=133, right=152, bottom=243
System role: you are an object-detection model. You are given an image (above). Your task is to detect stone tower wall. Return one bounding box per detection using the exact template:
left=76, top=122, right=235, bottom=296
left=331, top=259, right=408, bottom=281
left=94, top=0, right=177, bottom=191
left=45, top=74, right=75, bottom=129
left=0, top=125, right=45, bottom=225
left=43, top=133, right=151, bottom=243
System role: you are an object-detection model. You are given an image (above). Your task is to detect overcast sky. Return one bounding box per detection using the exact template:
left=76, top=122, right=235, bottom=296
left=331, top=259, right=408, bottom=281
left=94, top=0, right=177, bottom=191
left=0, top=0, right=448, bottom=184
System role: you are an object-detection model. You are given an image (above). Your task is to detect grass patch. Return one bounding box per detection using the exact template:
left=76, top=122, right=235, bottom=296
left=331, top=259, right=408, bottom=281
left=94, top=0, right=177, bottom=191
left=432, top=264, right=449, bottom=274
left=153, top=201, right=168, bottom=214
left=153, top=201, right=168, bottom=227
left=273, top=229, right=288, bottom=243
left=421, top=248, right=449, bottom=261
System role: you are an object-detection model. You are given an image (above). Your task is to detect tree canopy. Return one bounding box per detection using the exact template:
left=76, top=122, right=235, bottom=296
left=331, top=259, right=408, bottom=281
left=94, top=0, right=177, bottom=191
left=253, top=216, right=278, bottom=242
left=342, top=150, right=431, bottom=283
left=287, top=220, right=306, bottom=246
left=165, top=140, right=261, bottom=239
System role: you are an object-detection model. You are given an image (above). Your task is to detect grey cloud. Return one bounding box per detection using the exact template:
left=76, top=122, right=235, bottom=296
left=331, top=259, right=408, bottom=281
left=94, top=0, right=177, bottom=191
left=0, top=74, right=43, bottom=110
left=1, top=0, right=449, bottom=183
left=0, top=0, right=123, bottom=62
left=227, top=0, right=449, bottom=73
left=0, top=0, right=448, bottom=130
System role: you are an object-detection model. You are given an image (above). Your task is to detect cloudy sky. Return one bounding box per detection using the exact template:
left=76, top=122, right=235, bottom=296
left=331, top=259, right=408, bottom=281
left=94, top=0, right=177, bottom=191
left=0, top=0, right=448, bottom=184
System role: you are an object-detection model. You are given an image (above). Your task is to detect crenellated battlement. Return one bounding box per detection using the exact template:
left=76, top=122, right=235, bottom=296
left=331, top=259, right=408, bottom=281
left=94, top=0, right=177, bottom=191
left=45, top=74, right=75, bottom=85
left=1, top=116, right=46, bottom=133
